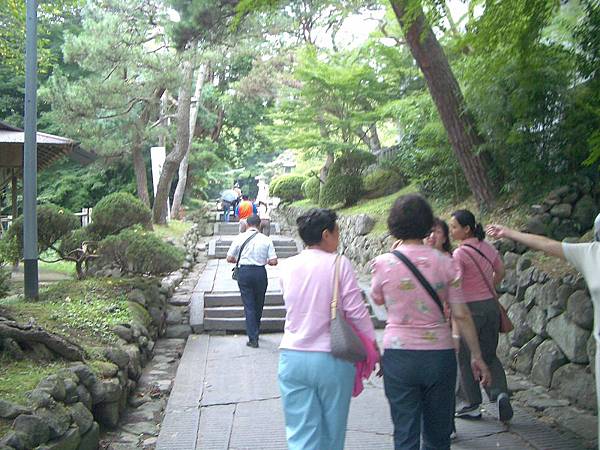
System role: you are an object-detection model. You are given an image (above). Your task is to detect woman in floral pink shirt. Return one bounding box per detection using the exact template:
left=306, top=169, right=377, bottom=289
left=371, top=195, right=490, bottom=450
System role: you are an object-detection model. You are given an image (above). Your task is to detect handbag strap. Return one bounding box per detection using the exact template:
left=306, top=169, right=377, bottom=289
left=392, top=250, right=445, bottom=317
left=234, top=231, right=258, bottom=270
left=331, top=254, right=342, bottom=320
left=463, top=243, right=494, bottom=267
left=461, top=246, right=497, bottom=300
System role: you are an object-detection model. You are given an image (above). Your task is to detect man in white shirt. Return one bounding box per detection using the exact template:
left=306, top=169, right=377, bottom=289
left=227, top=215, right=278, bottom=348
left=487, top=213, right=600, bottom=443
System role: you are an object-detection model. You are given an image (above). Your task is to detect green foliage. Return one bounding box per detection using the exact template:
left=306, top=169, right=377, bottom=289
left=270, top=174, right=307, bottom=203
left=3, top=204, right=80, bottom=258
left=91, top=192, right=151, bottom=239
left=329, top=150, right=376, bottom=178
left=58, top=227, right=97, bottom=257
left=320, top=175, right=363, bottom=208
left=363, top=168, right=405, bottom=199
left=99, top=227, right=183, bottom=275
left=301, top=177, right=321, bottom=203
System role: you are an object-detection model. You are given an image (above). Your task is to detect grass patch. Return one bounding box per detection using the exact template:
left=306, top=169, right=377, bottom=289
left=37, top=249, right=76, bottom=277
left=289, top=199, right=318, bottom=209
left=0, top=278, right=138, bottom=352
left=153, top=220, right=193, bottom=241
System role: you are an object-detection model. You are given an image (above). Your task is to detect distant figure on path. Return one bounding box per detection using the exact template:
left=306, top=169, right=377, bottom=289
left=449, top=209, right=512, bottom=422
left=279, top=208, right=376, bottom=450
left=486, top=213, right=600, bottom=440
left=227, top=215, right=277, bottom=348
left=236, top=195, right=257, bottom=233
left=371, top=195, right=491, bottom=450
left=257, top=201, right=271, bottom=236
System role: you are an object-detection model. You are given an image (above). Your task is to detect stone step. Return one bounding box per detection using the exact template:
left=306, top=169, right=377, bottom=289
left=215, top=242, right=297, bottom=249
left=212, top=250, right=298, bottom=259
left=204, top=305, right=286, bottom=319
left=203, top=317, right=285, bottom=332
left=216, top=238, right=296, bottom=247
left=204, top=291, right=284, bottom=307
left=214, top=222, right=281, bottom=235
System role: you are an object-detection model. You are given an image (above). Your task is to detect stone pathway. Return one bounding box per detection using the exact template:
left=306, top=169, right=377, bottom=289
left=158, top=329, right=591, bottom=449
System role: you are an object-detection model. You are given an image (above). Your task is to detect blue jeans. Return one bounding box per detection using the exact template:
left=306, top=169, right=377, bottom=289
left=237, top=265, right=267, bottom=341
left=383, top=349, right=456, bottom=450
left=223, top=203, right=231, bottom=222
left=278, top=350, right=355, bottom=450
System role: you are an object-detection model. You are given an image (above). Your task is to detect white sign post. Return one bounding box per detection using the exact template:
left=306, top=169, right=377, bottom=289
left=150, top=146, right=170, bottom=221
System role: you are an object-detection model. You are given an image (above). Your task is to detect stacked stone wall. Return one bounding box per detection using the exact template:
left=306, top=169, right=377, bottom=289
left=0, top=223, right=201, bottom=450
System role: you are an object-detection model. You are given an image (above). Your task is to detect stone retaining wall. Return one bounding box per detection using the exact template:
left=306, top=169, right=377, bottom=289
left=0, top=224, right=201, bottom=450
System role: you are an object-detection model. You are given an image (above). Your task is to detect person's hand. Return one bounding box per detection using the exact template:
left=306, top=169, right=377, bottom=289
left=471, top=357, right=492, bottom=387
left=486, top=224, right=508, bottom=239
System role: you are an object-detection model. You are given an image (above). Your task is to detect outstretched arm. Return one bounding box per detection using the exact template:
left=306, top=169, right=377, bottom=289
left=486, top=225, right=565, bottom=260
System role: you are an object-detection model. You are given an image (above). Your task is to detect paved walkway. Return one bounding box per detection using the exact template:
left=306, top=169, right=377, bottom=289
left=158, top=331, right=587, bottom=449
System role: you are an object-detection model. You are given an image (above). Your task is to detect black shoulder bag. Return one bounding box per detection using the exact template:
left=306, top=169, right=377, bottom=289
left=392, top=250, right=445, bottom=318
left=232, top=232, right=258, bottom=280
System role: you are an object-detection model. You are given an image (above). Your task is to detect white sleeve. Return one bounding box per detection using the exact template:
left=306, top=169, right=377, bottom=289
left=562, top=242, right=595, bottom=277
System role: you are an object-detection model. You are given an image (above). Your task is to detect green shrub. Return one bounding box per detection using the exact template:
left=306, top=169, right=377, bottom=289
left=99, top=227, right=183, bottom=275
left=329, top=150, right=376, bottom=178
left=3, top=204, right=80, bottom=258
left=301, top=177, right=321, bottom=203
left=59, top=226, right=99, bottom=256
left=270, top=175, right=307, bottom=203
left=91, top=192, right=151, bottom=239
left=320, top=175, right=363, bottom=207
left=364, top=169, right=405, bottom=199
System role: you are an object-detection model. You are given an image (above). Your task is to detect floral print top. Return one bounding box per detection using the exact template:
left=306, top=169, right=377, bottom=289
left=370, top=244, right=464, bottom=350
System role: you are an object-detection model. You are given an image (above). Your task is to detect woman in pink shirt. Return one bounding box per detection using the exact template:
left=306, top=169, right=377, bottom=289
left=279, top=208, right=376, bottom=450
left=371, top=195, right=490, bottom=450
left=449, top=209, right=512, bottom=422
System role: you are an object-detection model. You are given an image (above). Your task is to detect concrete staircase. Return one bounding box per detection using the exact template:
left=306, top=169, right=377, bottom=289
left=202, top=291, right=286, bottom=332
left=213, top=221, right=282, bottom=235
left=208, top=236, right=300, bottom=259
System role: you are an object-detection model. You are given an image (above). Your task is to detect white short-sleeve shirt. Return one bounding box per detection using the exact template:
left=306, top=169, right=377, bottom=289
left=227, top=229, right=277, bottom=266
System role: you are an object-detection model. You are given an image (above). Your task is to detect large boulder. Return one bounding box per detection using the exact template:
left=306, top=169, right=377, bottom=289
left=524, top=216, right=547, bottom=235
left=93, top=401, right=120, bottom=428
left=499, top=269, right=517, bottom=295
left=498, top=293, right=517, bottom=311
left=523, top=283, right=541, bottom=310
left=35, top=403, right=72, bottom=439
left=12, top=414, right=51, bottom=447
left=531, top=339, right=568, bottom=387
left=515, top=267, right=536, bottom=301
left=546, top=313, right=591, bottom=363
left=37, top=375, right=66, bottom=403
left=550, top=203, right=572, bottom=218
left=67, top=402, right=94, bottom=435
left=572, top=195, right=597, bottom=230
left=502, top=252, right=520, bottom=270
left=513, top=336, right=544, bottom=375
left=78, top=422, right=99, bottom=450
left=551, top=363, right=597, bottom=412
left=508, top=303, right=535, bottom=347
left=566, top=290, right=594, bottom=331
left=36, top=426, right=81, bottom=450
left=0, top=399, right=30, bottom=419
left=527, top=305, right=548, bottom=338
left=354, top=214, right=376, bottom=236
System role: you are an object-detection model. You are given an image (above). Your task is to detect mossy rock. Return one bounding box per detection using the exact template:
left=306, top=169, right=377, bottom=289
left=127, top=301, right=152, bottom=329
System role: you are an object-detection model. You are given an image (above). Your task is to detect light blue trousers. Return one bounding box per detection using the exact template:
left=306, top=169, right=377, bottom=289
left=278, top=350, right=355, bottom=450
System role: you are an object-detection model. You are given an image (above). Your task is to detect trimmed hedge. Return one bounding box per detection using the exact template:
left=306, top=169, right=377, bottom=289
left=271, top=175, right=306, bottom=203
left=364, top=168, right=405, bottom=199
left=99, top=227, right=183, bottom=275
left=91, top=192, right=151, bottom=239
left=320, top=175, right=363, bottom=207
left=301, top=177, right=321, bottom=203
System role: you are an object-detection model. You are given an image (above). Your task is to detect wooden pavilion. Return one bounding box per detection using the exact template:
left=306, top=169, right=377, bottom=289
left=0, top=120, right=96, bottom=228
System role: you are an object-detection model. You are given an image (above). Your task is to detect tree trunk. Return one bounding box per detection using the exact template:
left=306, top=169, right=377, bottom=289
left=171, top=63, right=208, bottom=219
left=369, top=123, right=382, bottom=153
left=152, top=58, right=195, bottom=224
left=319, top=150, right=334, bottom=185
left=131, top=142, right=150, bottom=207
left=389, top=0, right=496, bottom=208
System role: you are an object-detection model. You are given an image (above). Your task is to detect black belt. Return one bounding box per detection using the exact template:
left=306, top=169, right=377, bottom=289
left=239, top=264, right=265, bottom=267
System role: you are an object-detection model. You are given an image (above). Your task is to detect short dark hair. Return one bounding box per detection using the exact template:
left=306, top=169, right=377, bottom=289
left=387, top=194, right=433, bottom=240
left=297, top=208, right=337, bottom=246
left=451, top=209, right=485, bottom=241
left=246, top=214, right=261, bottom=227
left=242, top=195, right=248, bottom=200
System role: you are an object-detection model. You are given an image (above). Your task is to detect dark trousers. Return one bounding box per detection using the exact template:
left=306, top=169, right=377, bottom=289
left=383, top=349, right=456, bottom=450
left=237, top=265, right=268, bottom=342
left=458, top=299, right=508, bottom=403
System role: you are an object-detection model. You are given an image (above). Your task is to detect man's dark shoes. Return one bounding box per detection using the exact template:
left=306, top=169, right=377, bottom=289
left=455, top=403, right=482, bottom=419
left=497, top=393, right=513, bottom=422
left=246, top=340, right=259, bottom=348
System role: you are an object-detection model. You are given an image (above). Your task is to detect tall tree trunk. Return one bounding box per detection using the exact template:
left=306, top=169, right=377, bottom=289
left=131, top=141, right=150, bottom=207
left=389, top=0, right=496, bottom=208
left=171, top=63, right=208, bottom=219
left=369, top=123, right=382, bottom=153
left=152, top=58, right=194, bottom=224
